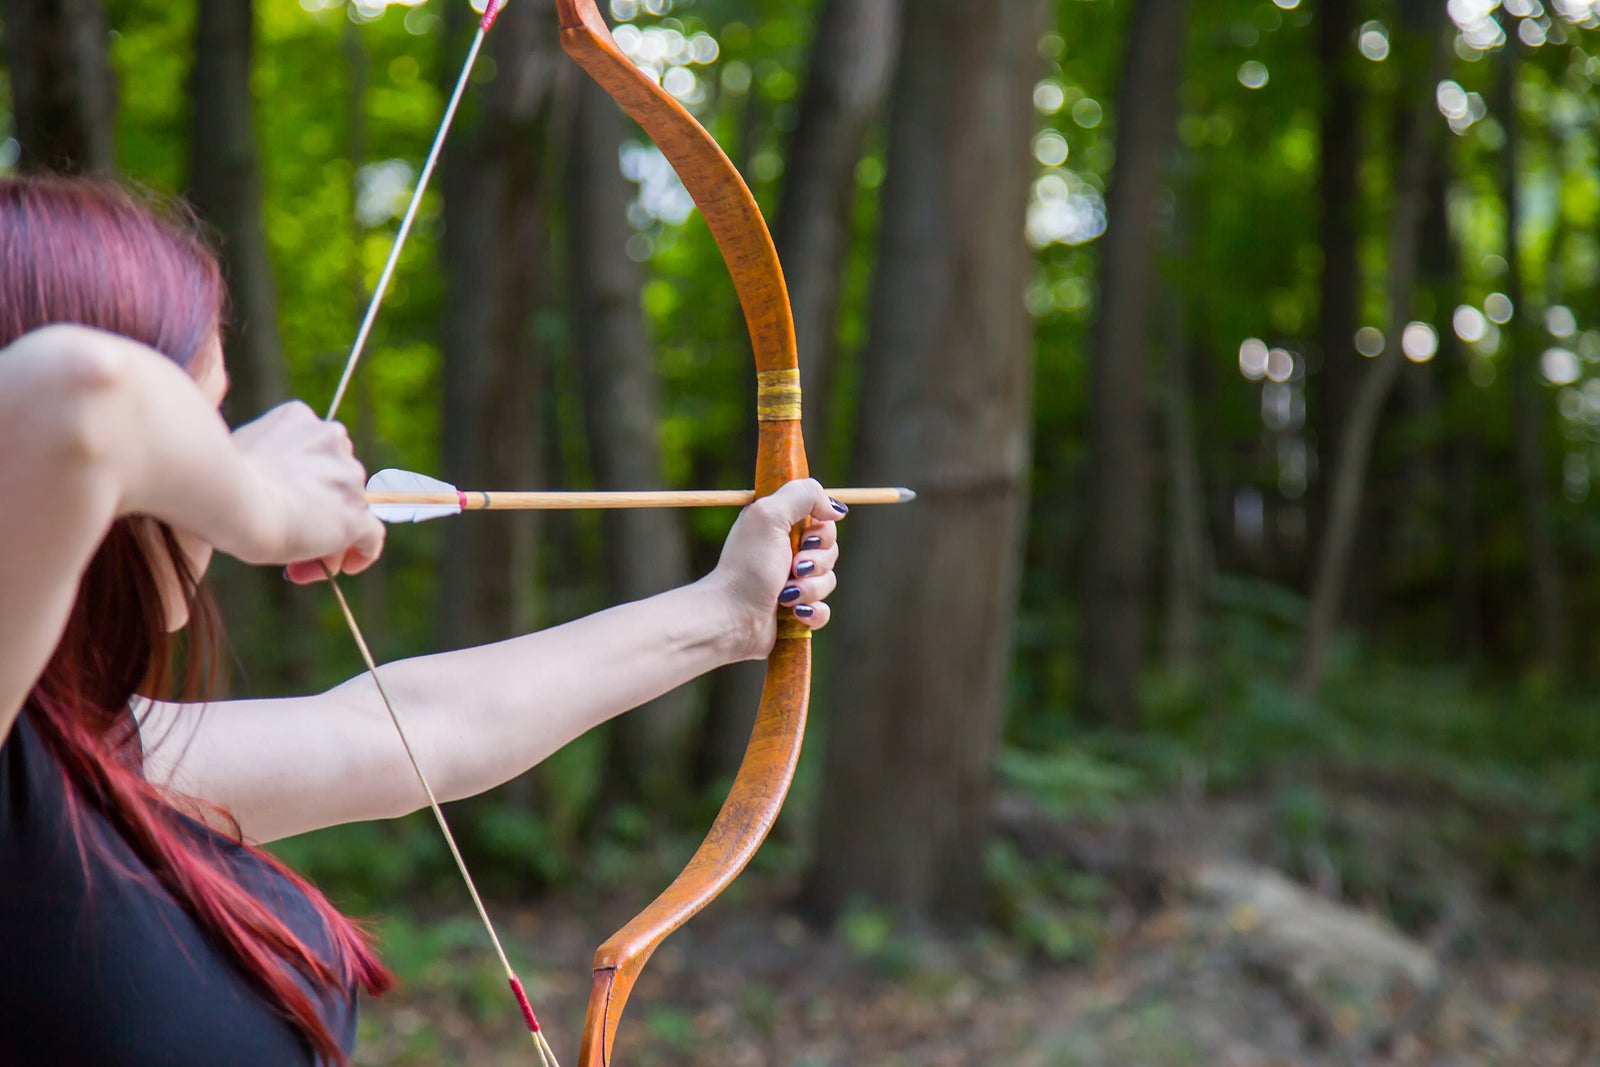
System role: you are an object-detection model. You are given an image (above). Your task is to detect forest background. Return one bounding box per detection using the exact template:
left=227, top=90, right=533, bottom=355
left=4, top=0, right=1600, bottom=1062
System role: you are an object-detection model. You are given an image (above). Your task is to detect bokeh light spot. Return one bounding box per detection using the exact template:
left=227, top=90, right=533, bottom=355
left=1033, top=131, right=1070, bottom=167
left=1542, top=348, right=1581, bottom=386
left=1239, top=338, right=1269, bottom=380
left=1453, top=305, right=1487, bottom=343
left=1547, top=305, right=1577, bottom=338
left=1071, top=98, right=1104, bottom=128
left=1485, top=292, right=1514, bottom=324
left=1359, top=21, right=1391, bottom=60
left=1402, top=322, right=1439, bottom=363
left=1034, top=81, right=1066, bottom=114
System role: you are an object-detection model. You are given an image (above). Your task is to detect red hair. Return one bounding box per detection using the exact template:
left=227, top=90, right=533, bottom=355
left=1, top=176, right=391, bottom=1064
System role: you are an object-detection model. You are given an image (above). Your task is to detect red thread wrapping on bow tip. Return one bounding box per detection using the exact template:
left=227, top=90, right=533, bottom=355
left=457, top=490, right=470, bottom=510
left=480, top=0, right=505, bottom=30
left=509, top=975, right=542, bottom=1033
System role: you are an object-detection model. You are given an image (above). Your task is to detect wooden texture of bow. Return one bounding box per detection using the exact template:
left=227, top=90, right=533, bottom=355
left=556, top=3, right=813, bottom=1064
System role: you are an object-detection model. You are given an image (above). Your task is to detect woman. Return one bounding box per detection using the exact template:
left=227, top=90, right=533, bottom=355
left=0, top=176, right=842, bottom=1065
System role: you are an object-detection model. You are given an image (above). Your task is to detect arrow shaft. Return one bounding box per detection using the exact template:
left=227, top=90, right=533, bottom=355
left=367, top=487, right=912, bottom=510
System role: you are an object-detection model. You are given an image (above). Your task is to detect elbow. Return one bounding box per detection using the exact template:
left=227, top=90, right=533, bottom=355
left=28, top=325, right=134, bottom=469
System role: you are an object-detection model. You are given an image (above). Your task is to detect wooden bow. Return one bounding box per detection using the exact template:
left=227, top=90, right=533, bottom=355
left=556, top=3, right=812, bottom=1064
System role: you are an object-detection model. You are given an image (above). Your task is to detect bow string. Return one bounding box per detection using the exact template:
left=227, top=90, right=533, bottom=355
left=321, top=3, right=558, bottom=1065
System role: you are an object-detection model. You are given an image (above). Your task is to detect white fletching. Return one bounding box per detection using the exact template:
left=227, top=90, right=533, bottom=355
left=367, top=468, right=463, bottom=524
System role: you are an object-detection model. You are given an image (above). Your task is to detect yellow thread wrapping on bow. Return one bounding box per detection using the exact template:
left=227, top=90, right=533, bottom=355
left=776, top=615, right=814, bottom=640
left=756, top=369, right=802, bottom=423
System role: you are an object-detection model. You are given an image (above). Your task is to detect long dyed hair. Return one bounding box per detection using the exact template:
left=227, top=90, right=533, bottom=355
left=1, top=176, right=392, bottom=1064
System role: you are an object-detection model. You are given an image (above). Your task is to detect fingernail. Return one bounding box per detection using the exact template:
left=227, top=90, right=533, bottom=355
left=795, top=560, right=817, bottom=577
left=794, top=604, right=816, bottom=619
left=829, top=498, right=849, bottom=515
left=282, top=567, right=294, bottom=582
left=779, top=586, right=802, bottom=604
left=801, top=535, right=824, bottom=550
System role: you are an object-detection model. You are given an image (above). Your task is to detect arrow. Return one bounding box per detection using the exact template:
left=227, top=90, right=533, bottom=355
left=366, top=469, right=917, bottom=524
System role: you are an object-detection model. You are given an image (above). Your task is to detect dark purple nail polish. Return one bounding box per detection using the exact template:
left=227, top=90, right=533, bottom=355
left=829, top=498, right=849, bottom=515
left=793, top=604, right=816, bottom=619
left=801, top=535, right=824, bottom=551
left=779, top=586, right=802, bottom=604
left=795, top=560, right=817, bottom=577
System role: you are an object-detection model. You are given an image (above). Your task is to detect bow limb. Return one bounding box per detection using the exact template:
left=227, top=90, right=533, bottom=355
left=557, top=4, right=811, bottom=1065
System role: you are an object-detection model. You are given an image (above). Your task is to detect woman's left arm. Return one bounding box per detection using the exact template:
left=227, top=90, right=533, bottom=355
left=141, top=481, right=843, bottom=843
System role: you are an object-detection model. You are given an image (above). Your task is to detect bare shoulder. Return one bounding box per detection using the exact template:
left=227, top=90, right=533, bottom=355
left=0, top=326, right=145, bottom=737
left=0, top=325, right=137, bottom=462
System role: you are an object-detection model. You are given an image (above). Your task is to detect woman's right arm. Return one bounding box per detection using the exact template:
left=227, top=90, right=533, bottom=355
left=0, top=325, right=379, bottom=739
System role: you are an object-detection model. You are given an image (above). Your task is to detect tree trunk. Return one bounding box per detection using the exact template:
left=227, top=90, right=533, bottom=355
left=1296, top=0, right=1446, bottom=696
left=805, top=0, right=1041, bottom=929
left=1497, top=39, right=1568, bottom=677
left=774, top=0, right=903, bottom=451
left=186, top=0, right=308, bottom=691
left=698, top=86, right=779, bottom=789
left=1311, top=0, right=1373, bottom=616
left=566, top=75, right=699, bottom=805
left=1161, top=262, right=1213, bottom=678
left=1078, top=0, right=1192, bottom=729
left=3, top=0, right=115, bottom=173
left=1413, top=142, right=1483, bottom=660
left=343, top=8, right=389, bottom=651
left=699, top=0, right=903, bottom=797
left=438, top=0, right=561, bottom=649
left=189, top=0, right=288, bottom=417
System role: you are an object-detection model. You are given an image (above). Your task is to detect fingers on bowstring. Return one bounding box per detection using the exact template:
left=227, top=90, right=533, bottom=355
left=284, top=560, right=325, bottom=585
left=282, top=539, right=383, bottom=585
left=349, top=515, right=387, bottom=572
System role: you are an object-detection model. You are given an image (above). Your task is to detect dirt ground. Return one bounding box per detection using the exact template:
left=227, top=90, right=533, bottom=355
left=357, top=792, right=1600, bottom=1066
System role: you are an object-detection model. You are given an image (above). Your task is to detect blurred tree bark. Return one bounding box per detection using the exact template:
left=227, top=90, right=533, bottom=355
left=1078, top=0, right=1191, bottom=729
left=566, top=75, right=699, bottom=805
left=190, top=0, right=287, bottom=416
left=1311, top=0, right=1376, bottom=621
left=1417, top=151, right=1485, bottom=660
left=806, top=0, right=1041, bottom=928
left=1161, top=181, right=1213, bottom=679
left=187, top=0, right=309, bottom=691
left=698, top=0, right=903, bottom=808
left=2, top=0, right=114, bottom=173
left=343, top=10, right=388, bottom=647
left=1297, top=0, right=1446, bottom=696
left=1496, top=38, right=1568, bottom=676
left=699, top=86, right=777, bottom=790
left=439, top=0, right=561, bottom=649
left=774, top=0, right=903, bottom=450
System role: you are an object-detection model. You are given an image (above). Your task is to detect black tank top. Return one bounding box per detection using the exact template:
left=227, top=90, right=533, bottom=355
left=0, top=711, right=358, bottom=1065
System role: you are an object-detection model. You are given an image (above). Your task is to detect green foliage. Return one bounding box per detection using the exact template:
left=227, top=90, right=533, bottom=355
left=640, top=1004, right=699, bottom=1053
left=985, top=840, right=1108, bottom=962
left=838, top=903, right=922, bottom=979
left=995, top=747, right=1144, bottom=821
left=271, top=817, right=463, bottom=909
left=48, top=0, right=1600, bottom=959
